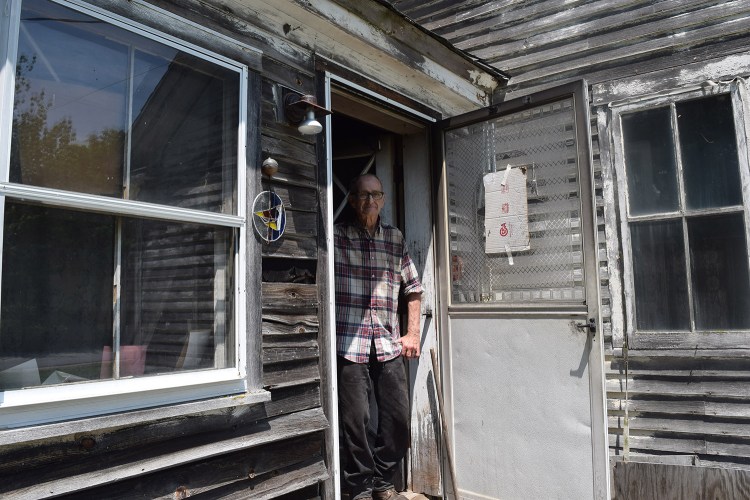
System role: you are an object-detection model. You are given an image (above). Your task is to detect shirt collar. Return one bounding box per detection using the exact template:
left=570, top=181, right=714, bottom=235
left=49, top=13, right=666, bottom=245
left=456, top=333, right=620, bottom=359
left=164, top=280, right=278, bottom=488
left=353, top=217, right=382, bottom=236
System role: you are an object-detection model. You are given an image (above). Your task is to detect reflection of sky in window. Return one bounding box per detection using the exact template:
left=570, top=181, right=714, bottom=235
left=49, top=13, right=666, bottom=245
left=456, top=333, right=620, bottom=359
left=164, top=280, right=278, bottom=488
left=133, top=51, right=172, bottom=118
left=16, top=0, right=173, bottom=143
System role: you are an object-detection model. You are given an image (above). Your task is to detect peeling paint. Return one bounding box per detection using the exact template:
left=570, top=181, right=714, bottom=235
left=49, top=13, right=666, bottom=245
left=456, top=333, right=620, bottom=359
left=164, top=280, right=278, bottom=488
left=468, top=68, right=498, bottom=91
left=174, top=486, right=191, bottom=499
left=606, top=79, right=649, bottom=99
left=678, top=53, right=750, bottom=82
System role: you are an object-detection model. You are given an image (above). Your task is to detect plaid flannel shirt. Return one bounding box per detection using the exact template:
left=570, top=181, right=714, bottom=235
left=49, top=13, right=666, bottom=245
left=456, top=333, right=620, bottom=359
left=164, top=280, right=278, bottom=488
left=334, top=219, right=423, bottom=363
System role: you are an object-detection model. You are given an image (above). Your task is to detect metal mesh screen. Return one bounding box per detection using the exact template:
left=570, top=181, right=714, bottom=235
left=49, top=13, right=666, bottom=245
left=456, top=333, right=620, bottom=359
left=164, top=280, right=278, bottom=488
left=446, top=98, right=585, bottom=304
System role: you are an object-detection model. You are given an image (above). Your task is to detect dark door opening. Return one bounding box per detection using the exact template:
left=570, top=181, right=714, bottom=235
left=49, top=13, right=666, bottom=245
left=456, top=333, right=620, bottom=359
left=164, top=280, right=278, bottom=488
left=330, top=112, right=403, bottom=230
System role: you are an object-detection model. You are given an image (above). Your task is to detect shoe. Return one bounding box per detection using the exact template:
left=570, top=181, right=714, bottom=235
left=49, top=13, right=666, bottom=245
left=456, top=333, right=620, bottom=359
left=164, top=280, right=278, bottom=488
left=373, top=488, right=409, bottom=500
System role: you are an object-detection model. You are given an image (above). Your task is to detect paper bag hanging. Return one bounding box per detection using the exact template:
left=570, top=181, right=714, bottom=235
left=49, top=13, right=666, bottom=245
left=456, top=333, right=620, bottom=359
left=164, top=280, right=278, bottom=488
left=483, top=164, right=530, bottom=255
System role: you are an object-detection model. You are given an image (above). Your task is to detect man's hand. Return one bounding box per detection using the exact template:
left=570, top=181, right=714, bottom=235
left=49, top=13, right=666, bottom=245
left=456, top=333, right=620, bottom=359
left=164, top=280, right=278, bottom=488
left=400, top=332, right=421, bottom=359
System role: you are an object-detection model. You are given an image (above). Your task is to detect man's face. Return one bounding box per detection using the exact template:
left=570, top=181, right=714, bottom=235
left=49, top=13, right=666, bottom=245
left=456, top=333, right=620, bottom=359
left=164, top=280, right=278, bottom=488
left=349, top=175, right=385, bottom=221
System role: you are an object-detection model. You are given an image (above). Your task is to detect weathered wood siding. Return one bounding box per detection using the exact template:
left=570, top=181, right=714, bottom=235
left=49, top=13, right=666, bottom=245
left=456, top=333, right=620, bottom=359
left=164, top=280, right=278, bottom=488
left=0, top=0, right=499, bottom=497
left=388, top=0, right=750, bottom=98
left=613, top=461, right=750, bottom=499
left=389, top=0, right=750, bottom=480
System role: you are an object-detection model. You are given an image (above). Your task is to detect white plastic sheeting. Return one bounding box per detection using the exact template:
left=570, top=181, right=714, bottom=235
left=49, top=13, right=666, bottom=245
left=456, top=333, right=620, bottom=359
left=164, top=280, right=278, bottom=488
left=450, top=317, right=595, bottom=500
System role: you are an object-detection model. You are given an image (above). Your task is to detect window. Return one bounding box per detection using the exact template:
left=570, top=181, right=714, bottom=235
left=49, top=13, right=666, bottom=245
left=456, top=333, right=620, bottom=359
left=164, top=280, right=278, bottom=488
left=618, top=92, right=750, bottom=332
left=0, top=0, right=248, bottom=425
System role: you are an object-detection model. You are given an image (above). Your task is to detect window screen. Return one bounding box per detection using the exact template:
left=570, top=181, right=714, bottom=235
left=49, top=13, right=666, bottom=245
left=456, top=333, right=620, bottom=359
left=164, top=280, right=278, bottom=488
left=445, top=98, right=586, bottom=305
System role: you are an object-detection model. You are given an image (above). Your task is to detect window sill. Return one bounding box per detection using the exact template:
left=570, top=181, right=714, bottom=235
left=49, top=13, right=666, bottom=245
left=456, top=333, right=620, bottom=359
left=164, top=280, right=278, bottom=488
left=626, top=330, right=750, bottom=350
left=0, top=389, right=271, bottom=446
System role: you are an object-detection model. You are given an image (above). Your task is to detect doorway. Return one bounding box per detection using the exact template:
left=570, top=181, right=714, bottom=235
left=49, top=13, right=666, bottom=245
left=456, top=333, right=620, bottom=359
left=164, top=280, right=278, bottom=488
left=324, top=75, right=442, bottom=498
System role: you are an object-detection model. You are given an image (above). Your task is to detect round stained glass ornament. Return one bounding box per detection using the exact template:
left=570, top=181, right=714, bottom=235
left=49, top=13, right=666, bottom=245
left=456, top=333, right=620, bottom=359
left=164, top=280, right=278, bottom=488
left=252, top=191, right=286, bottom=242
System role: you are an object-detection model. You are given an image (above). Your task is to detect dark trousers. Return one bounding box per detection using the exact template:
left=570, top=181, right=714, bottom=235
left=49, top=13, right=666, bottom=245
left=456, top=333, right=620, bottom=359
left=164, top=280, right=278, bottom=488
left=338, top=354, right=410, bottom=499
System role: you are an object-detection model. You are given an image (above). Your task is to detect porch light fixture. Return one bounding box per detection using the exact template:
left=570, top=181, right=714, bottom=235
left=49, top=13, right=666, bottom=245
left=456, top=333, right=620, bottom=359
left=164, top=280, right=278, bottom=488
left=283, top=91, right=331, bottom=135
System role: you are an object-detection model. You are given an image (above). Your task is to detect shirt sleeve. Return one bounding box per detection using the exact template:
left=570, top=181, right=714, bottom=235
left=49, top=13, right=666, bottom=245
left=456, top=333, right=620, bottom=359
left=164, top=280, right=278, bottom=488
left=401, top=240, right=423, bottom=296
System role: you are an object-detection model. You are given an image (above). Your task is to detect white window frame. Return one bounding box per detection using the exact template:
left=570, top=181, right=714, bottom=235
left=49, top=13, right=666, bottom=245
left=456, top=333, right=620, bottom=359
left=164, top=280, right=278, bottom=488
left=610, top=81, right=750, bottom=344
left=0, top=0, right=265, bottom=429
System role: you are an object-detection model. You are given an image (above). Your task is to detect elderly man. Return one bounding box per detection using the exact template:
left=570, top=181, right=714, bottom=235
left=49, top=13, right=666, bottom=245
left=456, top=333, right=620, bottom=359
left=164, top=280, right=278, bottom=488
left=335, top=173, right=423, bottom=500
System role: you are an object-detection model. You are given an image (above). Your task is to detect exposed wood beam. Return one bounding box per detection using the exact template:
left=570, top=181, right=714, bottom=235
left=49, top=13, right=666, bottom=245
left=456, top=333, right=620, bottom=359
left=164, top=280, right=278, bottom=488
left=219, top=0, right=499, bottom=114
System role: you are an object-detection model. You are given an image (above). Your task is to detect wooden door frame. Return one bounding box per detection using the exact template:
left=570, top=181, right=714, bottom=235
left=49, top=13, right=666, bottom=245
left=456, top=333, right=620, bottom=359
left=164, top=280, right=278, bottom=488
left=320, top=66, right=442, bottom=498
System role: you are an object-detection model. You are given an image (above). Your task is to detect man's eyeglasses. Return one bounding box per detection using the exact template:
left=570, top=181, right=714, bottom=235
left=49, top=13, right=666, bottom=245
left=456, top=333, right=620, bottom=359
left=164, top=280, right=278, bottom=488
left=352, top=191, right=384, bottom=201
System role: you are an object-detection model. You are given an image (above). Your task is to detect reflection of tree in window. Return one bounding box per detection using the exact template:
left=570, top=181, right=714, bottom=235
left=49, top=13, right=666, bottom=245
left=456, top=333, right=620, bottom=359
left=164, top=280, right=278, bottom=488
left=11, top=54, right=125, bottom=196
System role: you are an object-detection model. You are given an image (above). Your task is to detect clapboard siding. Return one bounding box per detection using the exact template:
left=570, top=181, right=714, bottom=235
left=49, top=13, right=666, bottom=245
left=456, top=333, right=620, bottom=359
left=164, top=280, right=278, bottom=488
left=389, top=0, right=750, bottom=97
left=261, top=284, right=321, bottom=387
left=255, top=54, right=325, bottom=495
left=262, top=283, right=319, bottom=311
left=261, top=234, right=319, bottom=260
left=1, top=405, right=327, bottom=498
left=60, top=435, right=328, bottom=500
left=613, top=461, right=750, bottom=499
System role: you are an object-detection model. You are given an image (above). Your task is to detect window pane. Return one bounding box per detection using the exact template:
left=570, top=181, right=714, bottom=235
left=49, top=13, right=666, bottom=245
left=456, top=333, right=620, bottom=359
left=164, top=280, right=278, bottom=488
left=688, top=214, right=750, bottom=329
left=12, top=0, right=127, bottom=196
left=0, top=204, right=236, bottom=388
left=0, top=203, right=114, bottom=389
left=622, top=108, right=679, bottom=216
left=678, top=95, right=742, bottom=209
left=631, top=220, right=689, bottom=330
left=120, top=219, right=235, bottom=375
left=12, top=0, right=239, bottom=214
left=129, top=49, right=239, bottom=214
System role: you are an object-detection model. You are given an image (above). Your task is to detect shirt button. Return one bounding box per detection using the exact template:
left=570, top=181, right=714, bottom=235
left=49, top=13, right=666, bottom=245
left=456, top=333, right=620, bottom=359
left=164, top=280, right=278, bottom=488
left=371, top=274, right=375, bottom=278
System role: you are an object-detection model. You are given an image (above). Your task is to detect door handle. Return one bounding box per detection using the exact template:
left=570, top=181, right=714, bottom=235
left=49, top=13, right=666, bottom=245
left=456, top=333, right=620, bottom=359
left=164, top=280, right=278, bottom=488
left=576, top=318, right=597, bottom=335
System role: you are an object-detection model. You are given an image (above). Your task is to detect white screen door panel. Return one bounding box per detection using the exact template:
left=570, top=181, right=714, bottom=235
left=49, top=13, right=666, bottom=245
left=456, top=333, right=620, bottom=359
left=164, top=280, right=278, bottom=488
left=440, top=81, right=606, bottom=500
left=450, top=317, right=594, bottom=499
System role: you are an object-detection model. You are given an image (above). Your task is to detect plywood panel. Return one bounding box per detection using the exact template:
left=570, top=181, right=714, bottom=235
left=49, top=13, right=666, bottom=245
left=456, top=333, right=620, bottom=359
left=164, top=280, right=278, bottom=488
left=614, top=461, right=750, bottom=500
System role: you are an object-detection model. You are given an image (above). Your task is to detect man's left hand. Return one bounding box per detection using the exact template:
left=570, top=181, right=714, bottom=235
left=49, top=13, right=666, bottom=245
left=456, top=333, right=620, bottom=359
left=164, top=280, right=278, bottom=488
left=400, top=333, right=420, bottom=359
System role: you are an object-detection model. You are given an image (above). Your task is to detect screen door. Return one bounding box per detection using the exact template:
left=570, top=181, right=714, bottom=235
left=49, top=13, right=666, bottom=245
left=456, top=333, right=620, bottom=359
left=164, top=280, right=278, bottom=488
left=438, top=81, right=608, bottom=499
